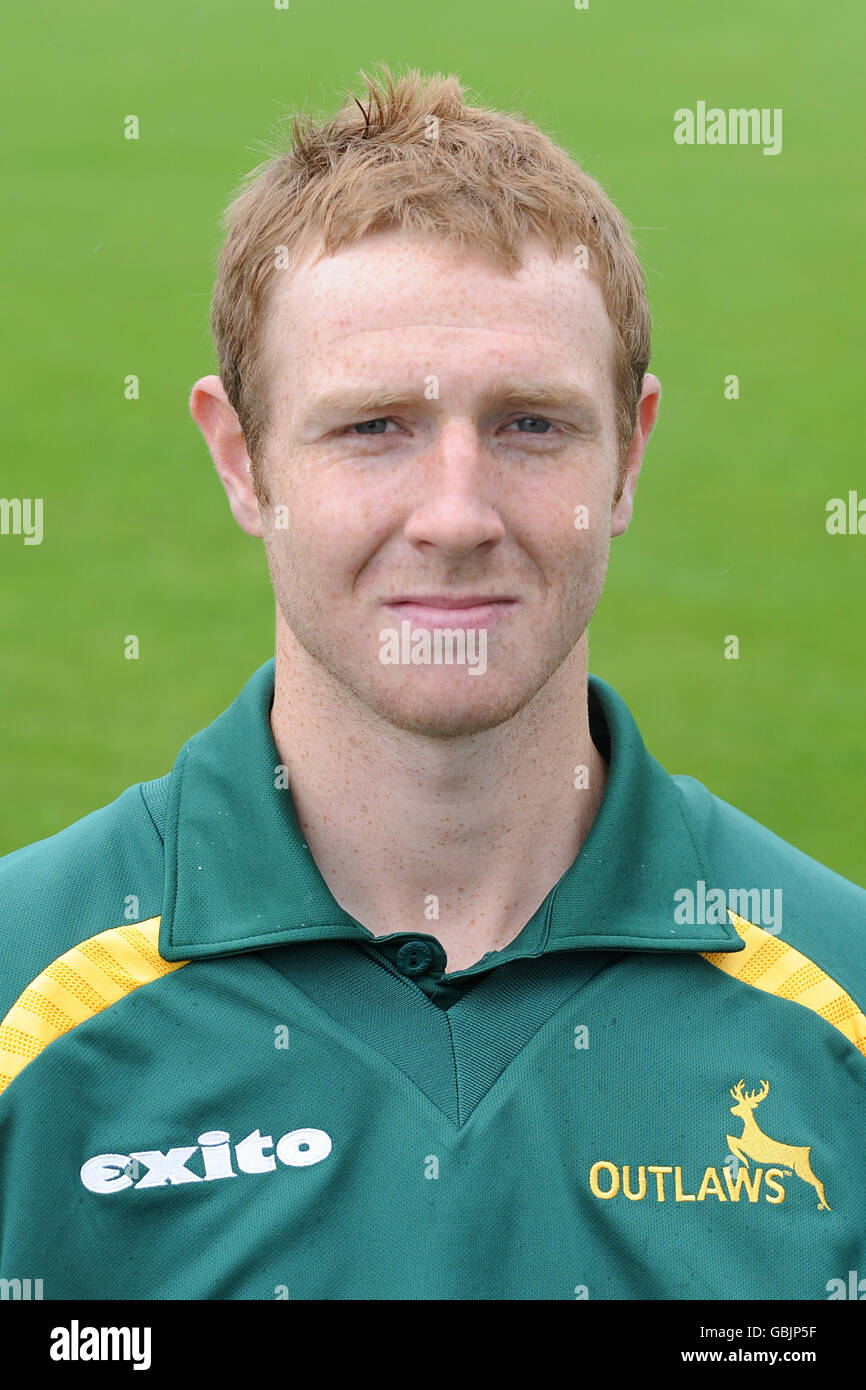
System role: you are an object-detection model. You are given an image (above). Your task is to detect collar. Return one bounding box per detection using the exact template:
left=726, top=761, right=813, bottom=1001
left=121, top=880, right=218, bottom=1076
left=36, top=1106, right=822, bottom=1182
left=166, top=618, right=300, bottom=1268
left=158, top=659, right=742, bottom=961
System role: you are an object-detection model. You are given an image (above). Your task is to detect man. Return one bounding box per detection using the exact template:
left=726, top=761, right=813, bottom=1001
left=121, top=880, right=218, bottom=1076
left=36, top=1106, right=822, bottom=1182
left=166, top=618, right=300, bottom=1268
left=1, top=66, right=864, bottom=1301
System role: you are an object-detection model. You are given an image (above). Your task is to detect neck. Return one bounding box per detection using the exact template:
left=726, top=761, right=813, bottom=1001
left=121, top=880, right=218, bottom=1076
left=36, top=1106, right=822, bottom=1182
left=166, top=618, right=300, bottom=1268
left=269, top=618, right=608, bottom=972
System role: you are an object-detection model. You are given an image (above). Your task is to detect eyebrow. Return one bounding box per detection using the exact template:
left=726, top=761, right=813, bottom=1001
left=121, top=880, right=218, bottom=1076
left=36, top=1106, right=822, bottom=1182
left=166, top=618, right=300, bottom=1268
left=297, top=379, right=605, bottom=433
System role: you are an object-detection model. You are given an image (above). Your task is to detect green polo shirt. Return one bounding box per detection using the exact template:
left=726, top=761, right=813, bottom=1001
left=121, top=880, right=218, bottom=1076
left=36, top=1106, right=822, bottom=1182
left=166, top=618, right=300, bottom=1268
left=1, top=659, right=864, bottom=1300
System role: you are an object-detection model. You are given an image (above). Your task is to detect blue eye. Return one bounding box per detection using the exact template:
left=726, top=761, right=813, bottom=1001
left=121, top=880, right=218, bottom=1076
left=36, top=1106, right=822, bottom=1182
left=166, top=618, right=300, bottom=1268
left=512, top=417, right=551, bottom=433
left=352, top=418, right=390, bottom=434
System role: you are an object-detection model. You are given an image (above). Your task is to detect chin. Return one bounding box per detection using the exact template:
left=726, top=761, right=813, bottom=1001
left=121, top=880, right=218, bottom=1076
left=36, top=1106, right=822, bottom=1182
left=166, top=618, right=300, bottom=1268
left=364, top=676, right=542, bottom=739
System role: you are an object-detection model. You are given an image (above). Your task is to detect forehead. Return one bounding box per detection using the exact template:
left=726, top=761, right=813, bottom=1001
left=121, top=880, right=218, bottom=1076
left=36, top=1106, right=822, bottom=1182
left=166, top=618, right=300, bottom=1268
left=262, top=231, right=617, bottom=406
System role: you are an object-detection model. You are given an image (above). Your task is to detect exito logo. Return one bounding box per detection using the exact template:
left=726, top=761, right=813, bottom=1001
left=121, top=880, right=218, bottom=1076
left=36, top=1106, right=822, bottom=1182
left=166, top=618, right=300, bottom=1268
left=80, top=1125, right=332, bottom=1193
left=588, top=1079, right=830, bottom=1208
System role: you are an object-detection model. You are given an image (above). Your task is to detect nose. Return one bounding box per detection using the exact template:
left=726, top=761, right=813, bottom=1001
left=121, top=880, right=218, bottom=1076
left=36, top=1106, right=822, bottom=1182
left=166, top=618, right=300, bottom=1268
left=402, top=422, right=506, bottom=559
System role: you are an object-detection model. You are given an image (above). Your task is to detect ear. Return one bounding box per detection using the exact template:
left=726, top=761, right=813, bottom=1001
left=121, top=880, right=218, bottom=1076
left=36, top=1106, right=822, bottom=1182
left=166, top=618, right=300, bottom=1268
left=189, top=375, right=267, bottom=538
left=611, top=373, right=661, bottom=537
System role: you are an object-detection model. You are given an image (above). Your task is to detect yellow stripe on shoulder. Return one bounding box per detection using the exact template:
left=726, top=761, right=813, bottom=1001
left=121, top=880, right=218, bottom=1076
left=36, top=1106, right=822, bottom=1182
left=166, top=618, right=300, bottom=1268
left=701, top=911, right=866, bottom=1057
left=0, top=918, right=188, bottom=1095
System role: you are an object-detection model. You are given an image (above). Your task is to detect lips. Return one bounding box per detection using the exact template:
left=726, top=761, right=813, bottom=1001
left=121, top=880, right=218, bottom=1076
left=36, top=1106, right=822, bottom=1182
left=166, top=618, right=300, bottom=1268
left=387, top=595, right=516, bottom=608
left=382, top=596, right=518, bottom=628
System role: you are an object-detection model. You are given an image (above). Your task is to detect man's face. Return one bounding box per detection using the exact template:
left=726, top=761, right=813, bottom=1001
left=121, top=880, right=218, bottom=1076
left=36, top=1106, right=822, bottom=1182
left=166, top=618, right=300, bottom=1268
left=252, top=231, right=640, bottom=736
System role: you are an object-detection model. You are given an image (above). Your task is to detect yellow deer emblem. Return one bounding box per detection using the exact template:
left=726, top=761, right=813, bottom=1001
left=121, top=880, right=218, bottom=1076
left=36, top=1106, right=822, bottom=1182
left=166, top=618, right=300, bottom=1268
left=727, top=1079, right=830, bottom=1210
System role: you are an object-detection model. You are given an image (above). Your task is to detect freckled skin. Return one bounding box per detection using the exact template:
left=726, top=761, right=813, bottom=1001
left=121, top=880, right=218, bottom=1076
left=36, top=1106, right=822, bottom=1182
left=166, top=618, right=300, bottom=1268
left=190, top=231, right=660, bottom=970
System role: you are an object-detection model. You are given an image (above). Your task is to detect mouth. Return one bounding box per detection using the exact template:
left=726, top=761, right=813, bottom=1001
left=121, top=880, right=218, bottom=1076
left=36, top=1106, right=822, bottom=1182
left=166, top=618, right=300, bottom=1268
left=382, top=595, right=518, bottom=629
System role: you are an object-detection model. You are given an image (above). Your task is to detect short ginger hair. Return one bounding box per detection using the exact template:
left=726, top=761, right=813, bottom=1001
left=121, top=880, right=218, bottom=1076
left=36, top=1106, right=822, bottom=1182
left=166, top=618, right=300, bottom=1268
left=208, top=64, right=652, bottom=501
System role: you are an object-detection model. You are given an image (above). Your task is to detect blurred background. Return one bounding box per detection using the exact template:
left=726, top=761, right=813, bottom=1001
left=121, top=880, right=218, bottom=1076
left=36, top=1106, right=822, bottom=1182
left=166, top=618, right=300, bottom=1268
left=2, top=0, right=863, bottom=882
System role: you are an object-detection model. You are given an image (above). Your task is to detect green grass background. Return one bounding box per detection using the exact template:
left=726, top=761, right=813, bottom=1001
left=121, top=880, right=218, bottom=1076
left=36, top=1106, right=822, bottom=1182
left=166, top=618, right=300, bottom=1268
left=2, top=0, right=864, bottom=882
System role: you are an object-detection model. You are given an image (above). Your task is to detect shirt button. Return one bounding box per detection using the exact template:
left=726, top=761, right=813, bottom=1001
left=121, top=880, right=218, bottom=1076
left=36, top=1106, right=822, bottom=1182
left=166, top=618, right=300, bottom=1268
left=394, top=940, right=435, bottom=975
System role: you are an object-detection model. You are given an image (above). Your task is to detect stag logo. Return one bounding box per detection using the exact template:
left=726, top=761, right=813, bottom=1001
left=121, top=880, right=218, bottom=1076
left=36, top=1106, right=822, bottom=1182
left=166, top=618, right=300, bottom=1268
left=727, top=1079, right=830, bottom=1211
